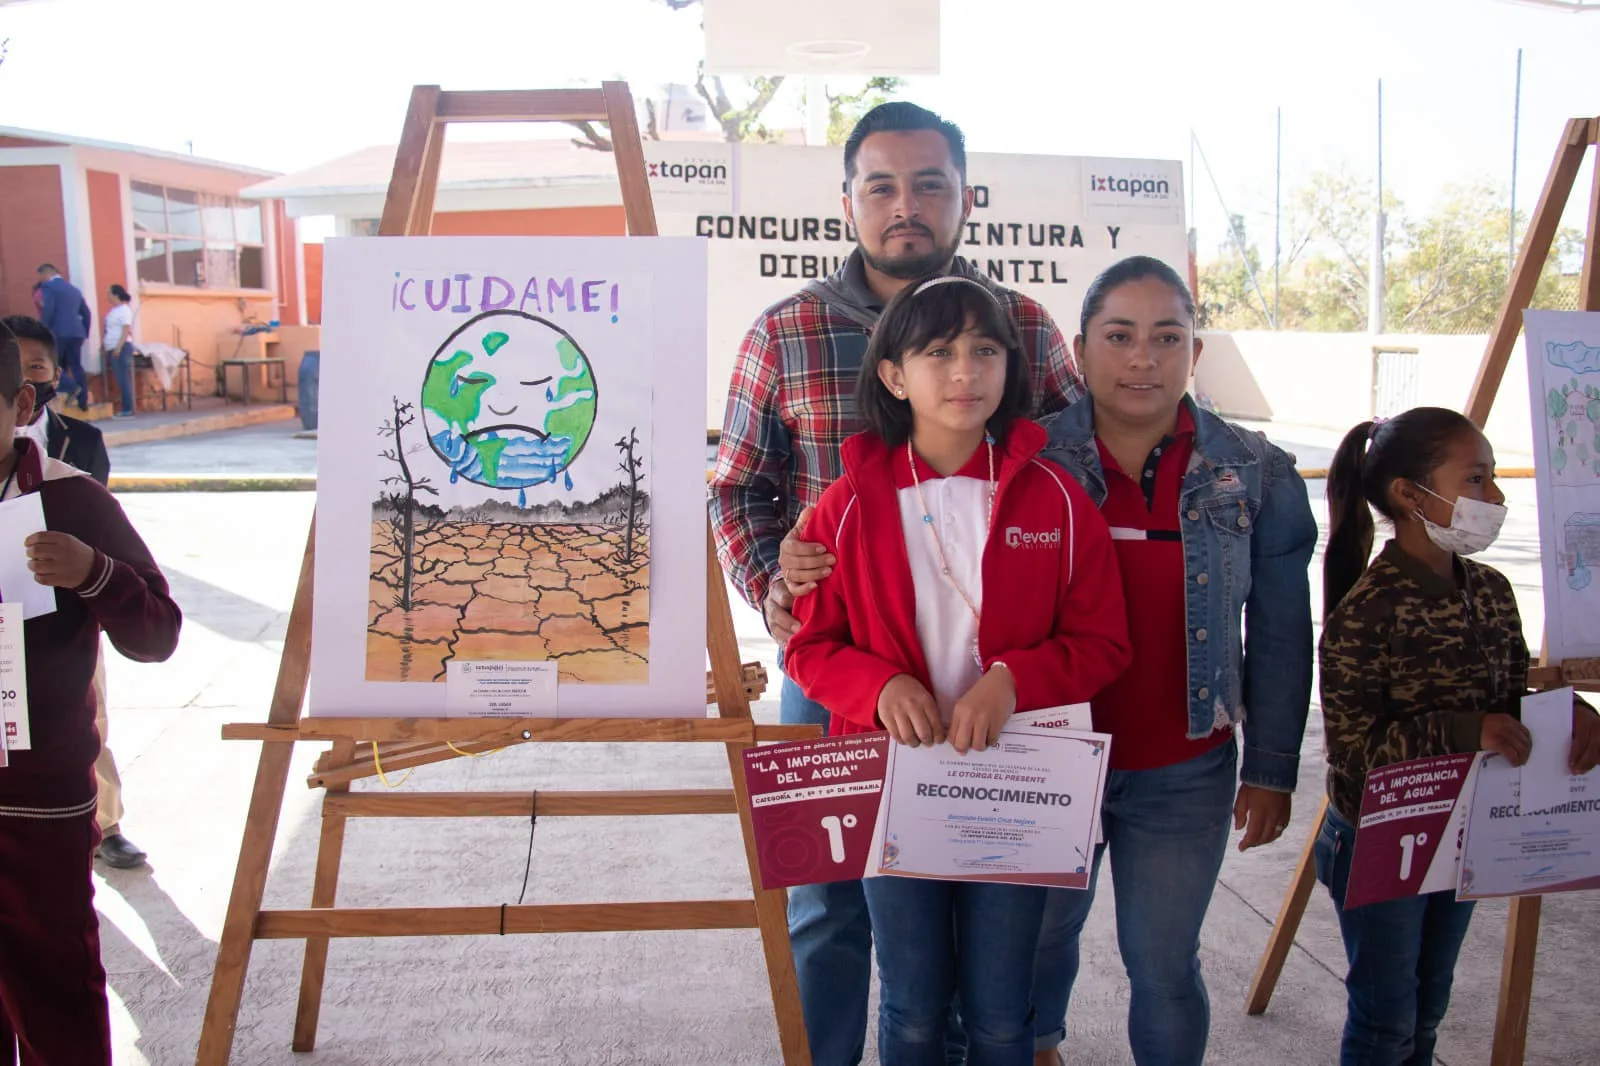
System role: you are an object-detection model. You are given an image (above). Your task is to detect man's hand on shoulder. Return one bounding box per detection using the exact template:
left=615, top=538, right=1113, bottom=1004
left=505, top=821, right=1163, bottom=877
left=778, top=505, right=836, bottom=596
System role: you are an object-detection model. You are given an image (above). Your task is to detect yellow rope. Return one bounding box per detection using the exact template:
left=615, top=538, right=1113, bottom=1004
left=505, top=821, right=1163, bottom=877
left=445, top=740, right=505, bottom=759
left=370, top=741, right=415, bottom=789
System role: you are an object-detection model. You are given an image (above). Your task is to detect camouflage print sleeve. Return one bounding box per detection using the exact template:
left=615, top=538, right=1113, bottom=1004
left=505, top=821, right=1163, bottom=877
left=1320, top=595, right=1477, bottom=791
left=1493, top=570, right=1531, bottom=714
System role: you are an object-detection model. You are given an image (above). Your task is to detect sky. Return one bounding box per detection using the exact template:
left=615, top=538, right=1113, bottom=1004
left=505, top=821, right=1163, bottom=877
left=1, top=0, right=1596, bottom=261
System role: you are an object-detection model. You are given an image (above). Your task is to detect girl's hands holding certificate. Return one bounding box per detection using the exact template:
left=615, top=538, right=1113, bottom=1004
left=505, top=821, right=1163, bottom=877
left=949, top=666, right=1017, bottom=755
left=878, top=675, right=945, bottom=748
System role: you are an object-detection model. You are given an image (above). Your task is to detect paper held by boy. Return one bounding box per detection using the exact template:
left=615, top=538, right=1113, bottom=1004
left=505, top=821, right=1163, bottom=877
left=743, top=704, right=1108, bottom=890
left=0, top=491, right=52, bottom=763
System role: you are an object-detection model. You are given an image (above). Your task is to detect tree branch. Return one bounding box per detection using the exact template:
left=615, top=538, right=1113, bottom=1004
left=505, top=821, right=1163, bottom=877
left=568, top=120, right=614, bottom=153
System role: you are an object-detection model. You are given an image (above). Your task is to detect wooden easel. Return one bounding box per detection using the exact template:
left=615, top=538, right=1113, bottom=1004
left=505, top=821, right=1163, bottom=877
left=1245, top=115, right=1600, bottom=1066
left=194, top=82, right=815, bottom=1066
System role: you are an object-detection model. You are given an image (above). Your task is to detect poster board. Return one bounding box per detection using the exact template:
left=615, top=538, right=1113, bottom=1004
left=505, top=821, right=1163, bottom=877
left=642, top=142, right=1190, bottom=426
left=1526, top=309, right=1600, bottom=664
left=309, top=235, right=709, bottom=717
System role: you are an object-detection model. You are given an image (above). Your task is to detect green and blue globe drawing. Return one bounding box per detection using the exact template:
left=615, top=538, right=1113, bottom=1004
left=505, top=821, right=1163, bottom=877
left=421, top=311, right=598, bottom=502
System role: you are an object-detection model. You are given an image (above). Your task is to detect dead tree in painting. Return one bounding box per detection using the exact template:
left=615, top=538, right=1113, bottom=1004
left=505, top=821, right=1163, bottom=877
left=616, top=427, right=644, bottom=563
left=378, top=397, right=439, bottom=609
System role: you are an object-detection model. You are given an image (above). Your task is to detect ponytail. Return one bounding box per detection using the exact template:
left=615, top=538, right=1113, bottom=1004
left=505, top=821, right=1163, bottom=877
left=1323, top=406, right=1482, bottom=617
left=1324, top=421, right=1377, bottom=618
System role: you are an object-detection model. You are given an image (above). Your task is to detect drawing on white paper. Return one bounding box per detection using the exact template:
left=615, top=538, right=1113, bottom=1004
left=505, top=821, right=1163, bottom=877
left=1527, top=311, right=1600, bottom=665
left=1561, top=513, right=1600, bottom=591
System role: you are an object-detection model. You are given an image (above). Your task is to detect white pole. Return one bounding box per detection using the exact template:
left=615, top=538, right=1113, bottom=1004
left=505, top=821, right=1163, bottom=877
left=1368, top=79, right=1386, bottom=335
left=806, top=75, right=829, bottom=146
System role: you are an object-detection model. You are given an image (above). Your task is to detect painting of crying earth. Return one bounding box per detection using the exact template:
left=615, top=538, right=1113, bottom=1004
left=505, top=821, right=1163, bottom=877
left=308, top=236, right=709, bottom=718
left=366, top=307, right=651, bottom=685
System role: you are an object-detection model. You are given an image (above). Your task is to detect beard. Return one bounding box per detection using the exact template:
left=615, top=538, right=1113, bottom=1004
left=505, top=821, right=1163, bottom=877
left=860, top=225, right=965, bottom=280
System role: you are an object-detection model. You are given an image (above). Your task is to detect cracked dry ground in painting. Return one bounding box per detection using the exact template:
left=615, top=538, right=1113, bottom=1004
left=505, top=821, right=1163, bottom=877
left=366, top=522, right=649, bottom=683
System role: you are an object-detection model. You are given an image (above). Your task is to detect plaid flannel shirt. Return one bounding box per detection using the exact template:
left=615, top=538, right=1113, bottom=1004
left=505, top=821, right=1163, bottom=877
left=709, top=274, right=1082, bottom=615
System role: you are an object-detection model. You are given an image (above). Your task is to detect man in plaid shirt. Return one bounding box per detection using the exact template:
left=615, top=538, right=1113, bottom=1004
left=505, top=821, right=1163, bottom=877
left=709, top=101, right=1082, bottom=1066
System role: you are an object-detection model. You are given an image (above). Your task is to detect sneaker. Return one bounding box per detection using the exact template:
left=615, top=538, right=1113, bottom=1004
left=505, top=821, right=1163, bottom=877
left=113, top=411, right=136, bottom=419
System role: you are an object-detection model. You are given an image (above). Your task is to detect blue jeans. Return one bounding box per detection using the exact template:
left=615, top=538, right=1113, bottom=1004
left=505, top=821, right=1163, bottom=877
left=864, top=876, right=1044, bottom=1066
left=780, top=675, right=872, bottom=1066
left=110, top=342, right=135, bottom=415
left=56, top=336, right=87, bottom=409
left=1314, top=806, right=1475, bottom=1066
left=1032, top=738, right=1237, bottom=1065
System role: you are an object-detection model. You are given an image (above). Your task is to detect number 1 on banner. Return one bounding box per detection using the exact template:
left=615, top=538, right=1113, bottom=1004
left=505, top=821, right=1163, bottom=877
left=819, top=814, right=859, bottom=863
left=1398, top=832, right=1429, bottom=882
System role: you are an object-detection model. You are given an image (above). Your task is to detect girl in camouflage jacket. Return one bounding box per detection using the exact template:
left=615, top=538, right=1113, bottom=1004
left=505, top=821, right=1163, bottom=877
left=1316, top=407, right=1563, bottom=1066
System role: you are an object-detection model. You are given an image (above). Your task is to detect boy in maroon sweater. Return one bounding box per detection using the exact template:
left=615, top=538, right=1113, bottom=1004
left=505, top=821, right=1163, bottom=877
left=0, top=334, right=181, bottom=1065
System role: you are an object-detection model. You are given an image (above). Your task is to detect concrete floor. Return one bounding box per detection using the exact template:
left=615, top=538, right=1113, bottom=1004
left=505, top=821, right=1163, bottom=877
left=86, top=476, right=1598, bottom=1065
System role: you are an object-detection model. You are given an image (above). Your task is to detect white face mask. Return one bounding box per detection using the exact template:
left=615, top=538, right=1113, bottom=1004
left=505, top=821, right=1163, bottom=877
left=1414, top=485, right=1506, bottom=556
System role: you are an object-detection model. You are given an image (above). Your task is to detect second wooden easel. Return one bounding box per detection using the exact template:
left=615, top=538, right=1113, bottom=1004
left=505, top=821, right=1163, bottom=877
left=1245, top=115, right=1600, bottom=1066
left=194, top=81, right=815, bottom=1065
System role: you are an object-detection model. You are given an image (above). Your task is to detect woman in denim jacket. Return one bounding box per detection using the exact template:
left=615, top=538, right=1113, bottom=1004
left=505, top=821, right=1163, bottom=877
left=778, top=256, right=1315, bottom=1065
left=1027, top=257, right=1316, bottom=1066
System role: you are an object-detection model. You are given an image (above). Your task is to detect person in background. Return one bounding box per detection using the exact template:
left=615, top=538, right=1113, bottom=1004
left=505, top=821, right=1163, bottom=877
left=2, top=315, right=146, bottom=872
left=103, top=285, right=137, bottom=419
left=1316, top=407, right=1600, bottom=1064
left=708, top=100, right=1081, bottom=1066
left=35, top=264, right=91, bottom=412
left=0, top=329, right=181, bottom=1064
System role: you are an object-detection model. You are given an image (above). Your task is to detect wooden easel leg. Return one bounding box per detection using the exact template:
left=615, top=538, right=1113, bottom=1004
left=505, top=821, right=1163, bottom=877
left=725, top=740, right=812, bottom=1066
left=197, top=519, right=318, bottom=1066
left=1490, top=895, right=1543, bottom=1066
left=292, top=739, right=357, bottom=1051
left=194, top=739, right=299, bottom=1066
left=1246, top=794, right=1329, bottom=1014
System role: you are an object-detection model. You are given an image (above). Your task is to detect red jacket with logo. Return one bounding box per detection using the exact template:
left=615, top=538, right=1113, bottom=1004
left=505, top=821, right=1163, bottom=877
left=786, top=419, right=1132, bottom=736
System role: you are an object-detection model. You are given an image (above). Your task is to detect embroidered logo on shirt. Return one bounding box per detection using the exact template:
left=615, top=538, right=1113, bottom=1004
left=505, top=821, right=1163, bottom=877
left=1005, top=526, right=1062, bottom=549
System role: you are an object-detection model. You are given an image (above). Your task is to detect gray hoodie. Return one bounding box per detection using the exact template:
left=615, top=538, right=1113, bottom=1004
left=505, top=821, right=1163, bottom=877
left=802, top=249, right=1011, bottom=329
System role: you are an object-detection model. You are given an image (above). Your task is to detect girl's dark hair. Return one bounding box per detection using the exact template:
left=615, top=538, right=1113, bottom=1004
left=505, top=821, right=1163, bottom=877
left=857, top=277, right=1031, bottom=447
left=1323, top=406, right=1482, bottom=615
left=109, top=283, right=131, bottom=302
left=1078, top=255, right=1196, bottom=338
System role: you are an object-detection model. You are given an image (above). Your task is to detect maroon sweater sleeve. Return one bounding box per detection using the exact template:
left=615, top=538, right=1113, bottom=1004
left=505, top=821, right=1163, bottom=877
left=1, top=479, right=180, bottom=811
left=48, top=478, right=181, bottom=663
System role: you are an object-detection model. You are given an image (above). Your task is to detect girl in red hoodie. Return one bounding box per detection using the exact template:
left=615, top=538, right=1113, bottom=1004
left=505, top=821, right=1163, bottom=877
left=785, top=275, right=1130, bottom=1066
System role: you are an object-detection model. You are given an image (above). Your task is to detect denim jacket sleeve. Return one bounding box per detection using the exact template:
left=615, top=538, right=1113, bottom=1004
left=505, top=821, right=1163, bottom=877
left=1240, top=442, right=1317, bottom=791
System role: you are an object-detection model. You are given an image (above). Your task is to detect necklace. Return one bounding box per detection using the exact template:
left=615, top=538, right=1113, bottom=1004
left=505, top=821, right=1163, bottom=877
left=908, top=435, right=996, bottom=670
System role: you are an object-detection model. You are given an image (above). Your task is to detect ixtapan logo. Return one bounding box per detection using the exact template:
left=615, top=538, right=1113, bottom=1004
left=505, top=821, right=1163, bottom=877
left=1089, top=173, right=1173, bottom=200
left=1005, top=526, right=1062, bottom=549
left=648, top=160, right=729, bottom=185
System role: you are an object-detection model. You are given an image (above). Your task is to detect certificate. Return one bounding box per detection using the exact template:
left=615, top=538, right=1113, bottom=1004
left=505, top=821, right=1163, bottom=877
left=0, top=602, right=26, bottom=759
left=445, top=660, right=557, bottom=717
left=870, top=719, right=1109, bottom=888
left=1458, top=751, right=1600, bottom=900
left=1344, top=753, right=1480, bottom=909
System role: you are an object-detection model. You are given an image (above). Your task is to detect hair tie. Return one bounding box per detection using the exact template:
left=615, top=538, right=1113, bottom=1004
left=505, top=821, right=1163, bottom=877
left=1371, top=416, right=1388, bottom=426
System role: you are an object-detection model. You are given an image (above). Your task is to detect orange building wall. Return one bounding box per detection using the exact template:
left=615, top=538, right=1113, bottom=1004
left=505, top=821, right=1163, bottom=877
left=86, top=169, right=127, bottom=320
left=304, top=243, right=323, bottom=324
left=428, top=205, right=627, bottom=237
left=138, top=290, right=278, bottom=396
left=273, top=201, right=302, bottom=326
left=0, top=165, right=67, bottom=318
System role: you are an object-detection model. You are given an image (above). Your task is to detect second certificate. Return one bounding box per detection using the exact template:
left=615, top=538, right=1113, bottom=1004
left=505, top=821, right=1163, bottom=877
left=874, top=724, right=1110, bottom=888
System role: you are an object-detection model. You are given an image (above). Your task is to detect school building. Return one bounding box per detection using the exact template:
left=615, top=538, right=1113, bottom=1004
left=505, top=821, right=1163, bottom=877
left=0, top=126, right=313, bottom=408
left=239, top=138, right=638, bottom=324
